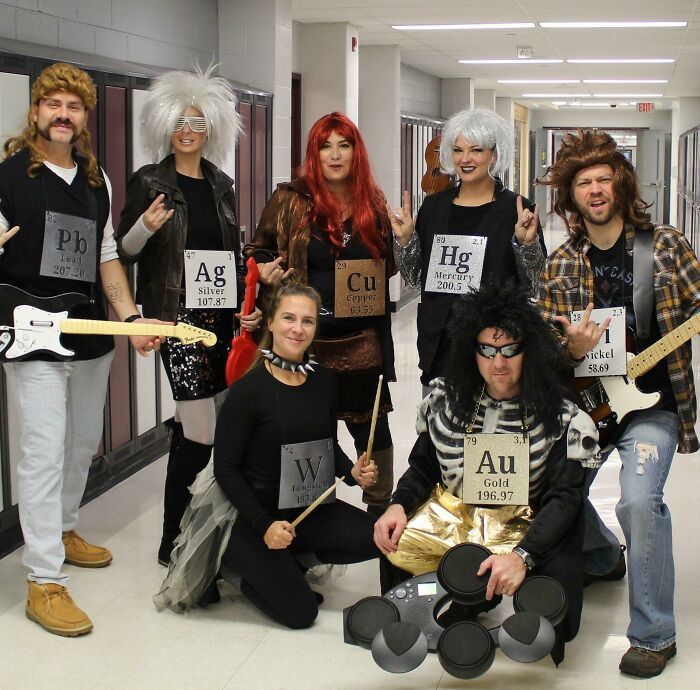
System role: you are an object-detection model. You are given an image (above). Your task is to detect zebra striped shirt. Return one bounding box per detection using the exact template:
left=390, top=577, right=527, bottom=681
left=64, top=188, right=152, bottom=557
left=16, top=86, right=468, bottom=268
left=418, top=378, right=601, bottom=501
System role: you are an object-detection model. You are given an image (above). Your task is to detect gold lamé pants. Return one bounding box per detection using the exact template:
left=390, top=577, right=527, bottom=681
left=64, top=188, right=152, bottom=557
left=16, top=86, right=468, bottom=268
left=387, top=484, right=534, bottom=576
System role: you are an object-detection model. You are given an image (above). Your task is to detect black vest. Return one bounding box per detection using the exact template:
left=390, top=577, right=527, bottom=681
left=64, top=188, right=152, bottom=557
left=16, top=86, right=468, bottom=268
left=0, top=148, right=114, bottom=360
left=416, top=185, right=542, bottom=383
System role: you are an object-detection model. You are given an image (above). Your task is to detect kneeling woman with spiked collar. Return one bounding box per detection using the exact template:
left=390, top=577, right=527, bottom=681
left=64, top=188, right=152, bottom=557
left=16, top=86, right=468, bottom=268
left=374, top=280, right=601, bottom=664
left=155, top=277, right=380, bottom=627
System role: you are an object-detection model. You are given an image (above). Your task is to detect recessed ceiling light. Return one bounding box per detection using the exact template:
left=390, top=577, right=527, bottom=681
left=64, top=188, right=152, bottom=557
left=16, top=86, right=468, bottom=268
left=592, top=93, right=663, bottom=97
left=459, top=59, right=563, bottom=64
left=522, top=93, right=590, bottom=98
left=551, top=101, right=567, bottom=105
left=567, top=58, right=674, bottom=64
left=498, top=79, right=580, bottom=84
left=583, top=79, right=668, bottom=84
left=540, top=21, right=686, bottom=28
left=568, top=102, right=613, bottom=107
left=393, top=23, right=535, bottom=31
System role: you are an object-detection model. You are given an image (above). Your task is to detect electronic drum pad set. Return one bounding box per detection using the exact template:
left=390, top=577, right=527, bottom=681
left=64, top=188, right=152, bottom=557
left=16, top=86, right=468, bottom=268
left=343, top=543, right=567, bottom=679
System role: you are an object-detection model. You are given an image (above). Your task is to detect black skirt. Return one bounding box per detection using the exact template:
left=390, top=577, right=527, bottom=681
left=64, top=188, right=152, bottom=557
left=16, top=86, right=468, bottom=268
left=160, top=307, right=233, bottom=401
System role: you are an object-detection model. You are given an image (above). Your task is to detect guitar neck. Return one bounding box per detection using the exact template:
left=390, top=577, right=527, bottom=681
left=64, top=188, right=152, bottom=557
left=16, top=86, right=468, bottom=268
left=627, top=311, right=700, bottom=379
left=60, top=318, right=178, bottom=339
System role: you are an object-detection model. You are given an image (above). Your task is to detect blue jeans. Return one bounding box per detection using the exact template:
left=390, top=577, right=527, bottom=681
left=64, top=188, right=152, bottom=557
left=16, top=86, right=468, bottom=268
left=583, top=409, right=679, bottom=651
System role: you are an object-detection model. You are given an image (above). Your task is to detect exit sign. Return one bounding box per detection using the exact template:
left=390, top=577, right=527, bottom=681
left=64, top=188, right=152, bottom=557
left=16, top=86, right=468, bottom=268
left=638, top=102, right=655, bottom=112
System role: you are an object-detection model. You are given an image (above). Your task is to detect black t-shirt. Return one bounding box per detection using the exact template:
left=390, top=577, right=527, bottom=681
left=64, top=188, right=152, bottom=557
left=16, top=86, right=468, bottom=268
left=444, top=199, right=518, bottom=280
left=213, top=363, right=355, bottom=536
left=587, top=233, right=674, bottom=408
left=421, top=199, right=521, bottom=384
left=448, top=200, right=493, bottom=236
left=427, top=201, right=497, bottom=380
left=307, top=220, right=377, bottom=336
left=178, top=173, right=223, bottom=251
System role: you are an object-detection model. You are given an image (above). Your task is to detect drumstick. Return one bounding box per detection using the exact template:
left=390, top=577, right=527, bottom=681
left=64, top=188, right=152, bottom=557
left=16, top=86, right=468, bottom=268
left=365, top=374, right=383, bottom=466
left=290, top=476, right=345, bottom=528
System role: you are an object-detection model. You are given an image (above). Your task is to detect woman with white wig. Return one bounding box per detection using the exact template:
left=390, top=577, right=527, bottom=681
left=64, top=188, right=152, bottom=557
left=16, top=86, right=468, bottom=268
left=388, top=107, right=546, bottom=392
left=116, top=66, right=261, bottom=566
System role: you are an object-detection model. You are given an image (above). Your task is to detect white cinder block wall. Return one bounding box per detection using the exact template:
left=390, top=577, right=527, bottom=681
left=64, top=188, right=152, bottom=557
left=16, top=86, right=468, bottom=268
left=400, top=65, right=441, bottom=119
left=0, top=0, right=219, bottom=70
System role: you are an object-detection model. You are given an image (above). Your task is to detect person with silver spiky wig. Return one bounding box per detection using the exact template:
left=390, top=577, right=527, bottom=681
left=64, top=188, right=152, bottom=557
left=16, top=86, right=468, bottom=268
left=115, top=66, right=261, bottom=567
left=387, top=106, right=547, bottom=396
left=138, top=65, right=243, bottom=169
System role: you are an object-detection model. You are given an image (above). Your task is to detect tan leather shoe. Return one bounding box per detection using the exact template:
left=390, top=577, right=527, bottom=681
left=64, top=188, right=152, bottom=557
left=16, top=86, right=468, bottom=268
left=62, top=530, right=113, bottom=568
left=26, top=582, right=93, bottom=636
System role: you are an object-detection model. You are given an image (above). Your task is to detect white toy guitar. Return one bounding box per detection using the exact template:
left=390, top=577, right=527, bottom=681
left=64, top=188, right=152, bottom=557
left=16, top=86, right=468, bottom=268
left=0, top=284, right=216, bottom=361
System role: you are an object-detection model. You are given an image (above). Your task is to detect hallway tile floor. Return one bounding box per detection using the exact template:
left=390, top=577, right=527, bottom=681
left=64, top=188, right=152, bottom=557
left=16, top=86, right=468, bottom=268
left=0, top=298, right=698, bottom=689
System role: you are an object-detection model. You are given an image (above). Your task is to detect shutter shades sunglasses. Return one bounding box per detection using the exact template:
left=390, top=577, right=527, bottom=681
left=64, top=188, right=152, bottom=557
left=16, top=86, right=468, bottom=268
left=475, top=341, right=524, bottom=359
left=172, top=116, right=207, bottom=132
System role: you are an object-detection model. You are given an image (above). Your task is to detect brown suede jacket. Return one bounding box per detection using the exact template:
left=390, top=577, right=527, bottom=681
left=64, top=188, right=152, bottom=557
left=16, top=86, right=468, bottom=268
left=244, top=177, right=397, bottom=380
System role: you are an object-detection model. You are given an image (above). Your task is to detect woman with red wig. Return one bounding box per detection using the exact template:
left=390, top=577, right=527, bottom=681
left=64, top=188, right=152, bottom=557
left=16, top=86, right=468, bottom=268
left=246, top=112, right=395, bottom=517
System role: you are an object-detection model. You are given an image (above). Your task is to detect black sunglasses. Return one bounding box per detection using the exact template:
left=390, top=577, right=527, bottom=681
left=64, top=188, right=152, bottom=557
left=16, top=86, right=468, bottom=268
left=475, top=341, right=524, bottom=359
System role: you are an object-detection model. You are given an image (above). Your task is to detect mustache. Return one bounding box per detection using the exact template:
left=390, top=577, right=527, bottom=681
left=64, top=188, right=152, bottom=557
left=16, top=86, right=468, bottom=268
left=50, top=118, right=74, bottom=128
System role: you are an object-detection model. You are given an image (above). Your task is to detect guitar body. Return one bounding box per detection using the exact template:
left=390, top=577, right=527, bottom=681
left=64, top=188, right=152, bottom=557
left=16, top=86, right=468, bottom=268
left=574, top=352, right=662, bottom=447
left=0, top=284, right=87, bottom=361
left=0, top=283, right=217, bottom=363
left=420, top=135, right=454, bottom=195
left=226, top=257, right=260, bottom=385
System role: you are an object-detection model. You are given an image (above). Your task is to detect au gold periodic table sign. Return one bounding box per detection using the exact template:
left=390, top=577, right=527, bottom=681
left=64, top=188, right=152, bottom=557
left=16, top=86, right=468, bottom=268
left=462, top=433, right=529, bottom=506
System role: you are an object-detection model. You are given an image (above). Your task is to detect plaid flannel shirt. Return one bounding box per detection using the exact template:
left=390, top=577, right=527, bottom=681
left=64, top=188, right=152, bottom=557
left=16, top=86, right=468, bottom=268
left=538, top=224, right=700, bottom=454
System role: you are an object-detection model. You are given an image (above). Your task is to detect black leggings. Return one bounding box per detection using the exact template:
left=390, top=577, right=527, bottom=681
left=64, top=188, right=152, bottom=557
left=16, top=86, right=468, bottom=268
left=222, top=500, right=380, bottom=629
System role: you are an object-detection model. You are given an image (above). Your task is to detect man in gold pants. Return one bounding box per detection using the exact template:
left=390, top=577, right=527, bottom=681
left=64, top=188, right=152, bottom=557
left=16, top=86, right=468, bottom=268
left=374, top=280, right=601, bottom=664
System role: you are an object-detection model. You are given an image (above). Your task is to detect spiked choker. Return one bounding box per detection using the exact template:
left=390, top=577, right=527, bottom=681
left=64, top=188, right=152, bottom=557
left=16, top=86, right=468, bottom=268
left=260, top=349, right=317, bottom=375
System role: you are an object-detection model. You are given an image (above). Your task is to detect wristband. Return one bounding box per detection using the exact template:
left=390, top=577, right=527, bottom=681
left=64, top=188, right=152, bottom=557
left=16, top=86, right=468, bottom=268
left=124, top=313, right=141, bottom=323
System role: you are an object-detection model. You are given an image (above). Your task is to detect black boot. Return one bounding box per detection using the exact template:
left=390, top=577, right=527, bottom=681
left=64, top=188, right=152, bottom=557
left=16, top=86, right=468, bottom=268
left=158, top=423, right=183, bottom=565
left=164, top=419, right=183, bottom=477
left=198, top=576, right=222, bottom=607
left=159, top=436, right=213, bottom=565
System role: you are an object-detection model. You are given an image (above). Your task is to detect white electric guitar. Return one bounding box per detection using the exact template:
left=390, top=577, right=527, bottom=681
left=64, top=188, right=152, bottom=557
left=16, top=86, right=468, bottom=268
left=0, top=284, right=217, bottom=361
left=574, top=311, right=700, bottom=446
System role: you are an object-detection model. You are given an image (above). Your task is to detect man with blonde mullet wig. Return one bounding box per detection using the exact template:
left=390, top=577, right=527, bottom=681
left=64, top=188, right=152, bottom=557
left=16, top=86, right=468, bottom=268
left=538, top=129, right=700, bottom=678
left=0, top=62, right=166, bottom=636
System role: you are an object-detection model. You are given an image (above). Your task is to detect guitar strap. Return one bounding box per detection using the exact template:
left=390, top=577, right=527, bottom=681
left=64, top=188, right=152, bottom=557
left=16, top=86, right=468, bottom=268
left=632, top=225, right=654, bottom=340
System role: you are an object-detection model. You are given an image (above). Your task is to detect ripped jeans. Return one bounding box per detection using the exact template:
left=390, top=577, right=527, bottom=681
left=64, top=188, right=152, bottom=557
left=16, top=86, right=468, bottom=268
left=583, top=409, right=679, bottom=651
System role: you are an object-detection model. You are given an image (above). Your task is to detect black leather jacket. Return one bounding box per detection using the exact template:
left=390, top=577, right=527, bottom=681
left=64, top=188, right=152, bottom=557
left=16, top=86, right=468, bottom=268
left=116, top=154, right=243, bottom=321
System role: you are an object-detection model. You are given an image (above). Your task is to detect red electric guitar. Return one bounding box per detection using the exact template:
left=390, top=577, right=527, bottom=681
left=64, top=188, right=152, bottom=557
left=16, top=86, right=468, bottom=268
left=225, top=257, right=260, bottom=385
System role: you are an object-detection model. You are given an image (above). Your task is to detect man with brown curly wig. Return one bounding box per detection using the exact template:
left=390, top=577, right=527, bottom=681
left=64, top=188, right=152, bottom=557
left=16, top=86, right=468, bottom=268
left=538, top=129, right=700, bottom=678
left=0, top=62, right=165, bottom=637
